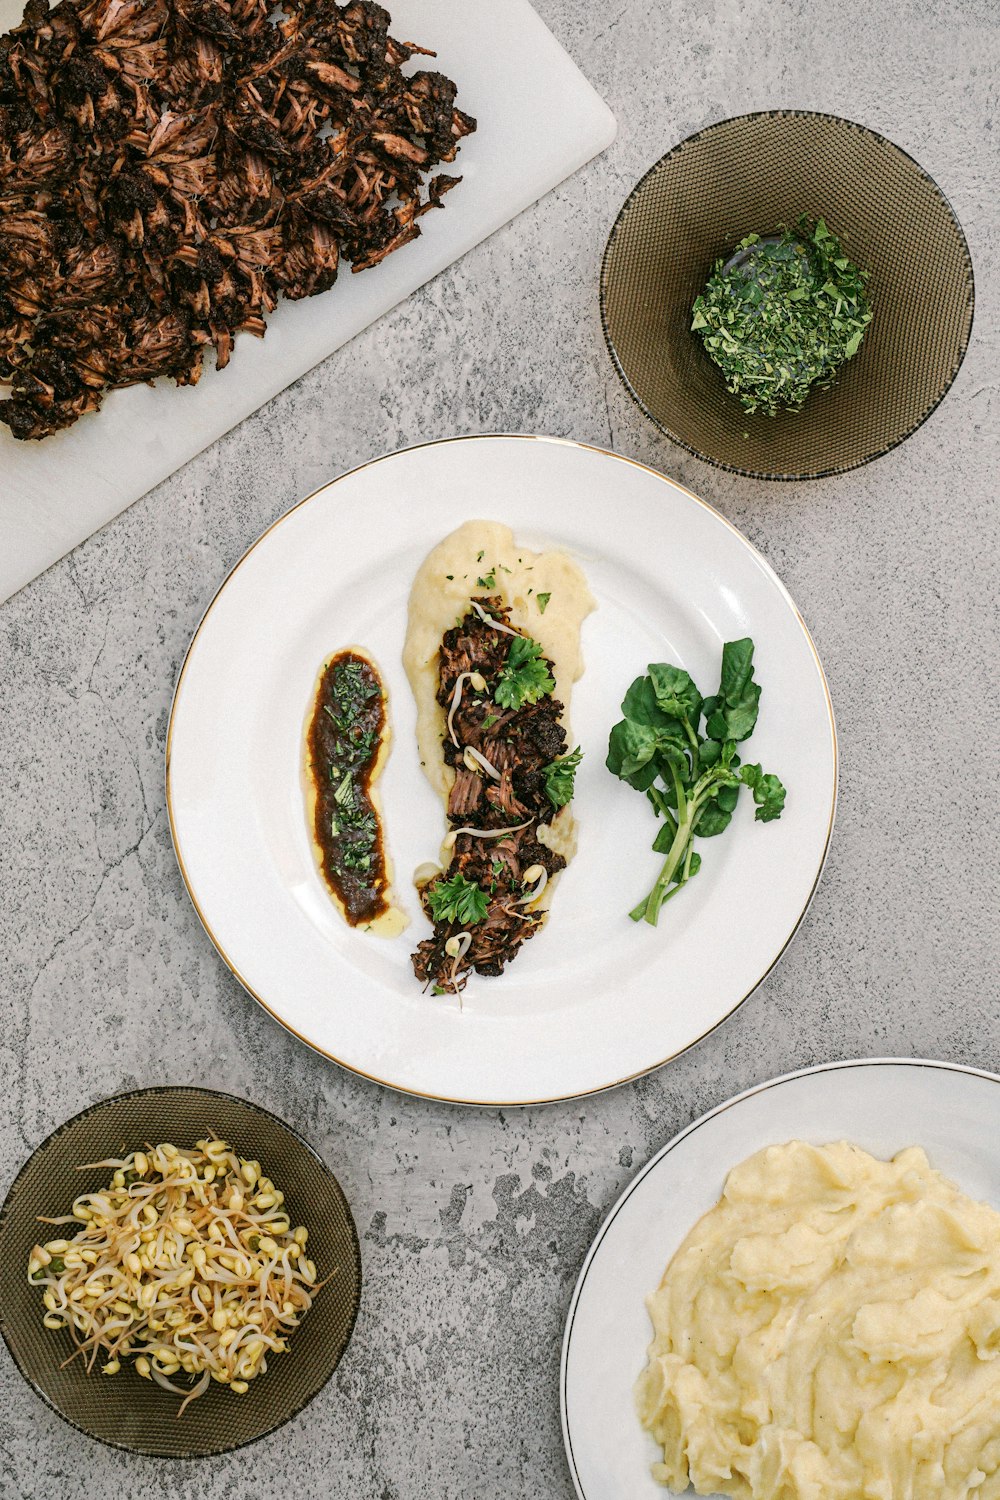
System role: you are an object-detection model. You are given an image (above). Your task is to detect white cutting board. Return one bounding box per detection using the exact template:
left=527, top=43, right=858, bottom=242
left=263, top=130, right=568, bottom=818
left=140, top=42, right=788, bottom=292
left=0, top=0, right=615, bottom=603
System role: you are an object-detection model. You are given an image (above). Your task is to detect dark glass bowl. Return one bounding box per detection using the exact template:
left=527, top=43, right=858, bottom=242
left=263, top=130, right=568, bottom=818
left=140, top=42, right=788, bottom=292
left=600, top=110, right=974, bottom=480
left=0, top=1087, right=361, bottom=1457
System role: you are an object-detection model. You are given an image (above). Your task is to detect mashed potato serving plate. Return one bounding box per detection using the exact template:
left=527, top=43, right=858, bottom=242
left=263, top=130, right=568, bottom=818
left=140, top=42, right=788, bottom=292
left=561, top=1058, right=1000, bottom=1499
left=166, top=435, right=835, bottom=1105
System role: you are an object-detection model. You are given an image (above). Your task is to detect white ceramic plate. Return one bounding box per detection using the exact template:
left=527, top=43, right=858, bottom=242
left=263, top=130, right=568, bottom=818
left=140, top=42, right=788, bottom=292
left=561, top=1058, right=1000, bottom=1499
left=166, top=435, right=836, bottom=1105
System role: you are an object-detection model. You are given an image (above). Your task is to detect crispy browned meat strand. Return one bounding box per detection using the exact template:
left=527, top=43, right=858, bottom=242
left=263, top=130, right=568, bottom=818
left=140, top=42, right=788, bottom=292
left=0, top=0, right=475, bottom=440
left=412, top=599, right=570, bottom=994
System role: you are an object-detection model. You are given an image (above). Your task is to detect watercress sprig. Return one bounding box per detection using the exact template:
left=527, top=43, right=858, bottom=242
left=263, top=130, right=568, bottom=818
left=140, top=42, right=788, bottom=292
left=606, top=639, right=786, bottom=925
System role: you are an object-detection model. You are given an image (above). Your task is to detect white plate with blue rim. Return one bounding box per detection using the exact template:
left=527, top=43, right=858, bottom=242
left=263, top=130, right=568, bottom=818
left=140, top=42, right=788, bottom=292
left=166, top=434, right=836, bottom=1105
left=561, top=1057, right=1000, bottom=1498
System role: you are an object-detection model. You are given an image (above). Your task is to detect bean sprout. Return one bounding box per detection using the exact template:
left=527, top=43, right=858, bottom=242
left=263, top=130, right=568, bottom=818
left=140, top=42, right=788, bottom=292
left=469, top=600, right=521, bottom=638
left=446, top=671, right=487, bottom=746
left=442, top=818, right=533, bottom=850
left=27, top=1140, right=321, bottom=1412
left=444, top=931, right=472, bottom=990
left=463, top=745, right=501, bottom=780
left=515, top=864, right=548, bottom=906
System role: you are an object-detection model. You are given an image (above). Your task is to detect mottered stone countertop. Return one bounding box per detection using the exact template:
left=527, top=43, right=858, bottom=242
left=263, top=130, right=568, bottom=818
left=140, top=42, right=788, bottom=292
left=1, top=1, right=997, bottom=1496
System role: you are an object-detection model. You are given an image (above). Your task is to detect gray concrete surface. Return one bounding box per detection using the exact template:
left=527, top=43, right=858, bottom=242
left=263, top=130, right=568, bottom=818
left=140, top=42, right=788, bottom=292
left=2, top=1, right=998, bottom=1495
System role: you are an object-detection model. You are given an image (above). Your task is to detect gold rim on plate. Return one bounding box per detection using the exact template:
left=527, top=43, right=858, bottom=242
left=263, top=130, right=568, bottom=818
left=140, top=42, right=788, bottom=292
left=165, top=434, right=838, bottom=1106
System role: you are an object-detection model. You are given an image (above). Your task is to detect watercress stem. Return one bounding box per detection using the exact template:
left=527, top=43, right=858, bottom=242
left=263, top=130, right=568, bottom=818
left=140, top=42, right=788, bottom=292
left=637, top=803, right=698, bottom=925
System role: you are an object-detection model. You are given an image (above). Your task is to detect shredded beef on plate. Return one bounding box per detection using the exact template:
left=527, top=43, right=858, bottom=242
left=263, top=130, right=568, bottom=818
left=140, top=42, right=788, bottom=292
left=0, top=0, right=475, bottom=439
left=412, top=599, right=571, bottom=995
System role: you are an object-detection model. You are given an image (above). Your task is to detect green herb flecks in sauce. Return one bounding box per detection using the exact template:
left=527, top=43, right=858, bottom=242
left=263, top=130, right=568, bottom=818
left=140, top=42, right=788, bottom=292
left=691, top=217, right=871, bottom=416
left=307, top=651, right=391, bottom=926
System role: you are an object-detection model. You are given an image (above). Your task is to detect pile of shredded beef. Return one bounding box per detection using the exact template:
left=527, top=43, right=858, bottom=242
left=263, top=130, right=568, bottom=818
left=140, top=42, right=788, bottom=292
left=412, top=599, right=571, bottom=994
left=0, top=0, right=475, bottom=439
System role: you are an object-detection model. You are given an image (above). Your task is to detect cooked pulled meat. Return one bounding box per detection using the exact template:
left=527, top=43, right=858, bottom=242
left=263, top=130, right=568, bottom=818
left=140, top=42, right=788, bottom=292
left=412, top=599, right=572, bottom=994
left=0, top=0, right=475, bottom=440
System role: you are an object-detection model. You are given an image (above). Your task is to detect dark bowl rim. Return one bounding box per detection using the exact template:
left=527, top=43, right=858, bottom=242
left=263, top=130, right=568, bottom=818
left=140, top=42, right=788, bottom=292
left=0, top=1084, right=363, bottom=1461
left=599, top=107, right=976, bottom=482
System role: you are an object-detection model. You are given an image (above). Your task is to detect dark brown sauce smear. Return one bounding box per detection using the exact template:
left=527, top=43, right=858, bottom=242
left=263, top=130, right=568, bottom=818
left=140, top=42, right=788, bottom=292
left=306, top=650, right=390, bottom=927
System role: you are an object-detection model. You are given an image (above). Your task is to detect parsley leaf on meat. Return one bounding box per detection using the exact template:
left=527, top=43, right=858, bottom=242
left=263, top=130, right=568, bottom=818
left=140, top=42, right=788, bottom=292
left=494, top=634, right=555, bottom=711
left=542, top=746, right=583, bottom=809
left=426, top=872, right=489, bottom=927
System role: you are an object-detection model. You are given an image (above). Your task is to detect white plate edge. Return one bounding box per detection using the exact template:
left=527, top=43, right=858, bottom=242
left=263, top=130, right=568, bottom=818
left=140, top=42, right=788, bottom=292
left=558, top=1054, right=1000, bottom=1500
left=164, top=432, right=839, bottom=1107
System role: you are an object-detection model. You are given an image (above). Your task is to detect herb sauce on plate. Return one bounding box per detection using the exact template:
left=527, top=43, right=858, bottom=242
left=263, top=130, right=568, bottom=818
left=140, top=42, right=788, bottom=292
left=306, top=650, right=397, bottom=929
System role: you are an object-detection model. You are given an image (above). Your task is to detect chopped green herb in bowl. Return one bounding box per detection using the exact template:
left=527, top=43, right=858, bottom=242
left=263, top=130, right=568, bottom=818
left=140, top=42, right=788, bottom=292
left=691, top=217, right=872, bottom=416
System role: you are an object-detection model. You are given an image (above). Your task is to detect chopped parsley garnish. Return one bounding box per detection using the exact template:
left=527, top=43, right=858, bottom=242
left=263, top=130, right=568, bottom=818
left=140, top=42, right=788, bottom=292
left=475, top=550, right=485, bottom=562
left=691, top=217, right=871, bottom=416
left=330, top=776, right=377, bottom=863
left=494, top=634, right=555, bottom=711
left=536, top=592, right=551, bottom=614
left=476, top=568, right=497, bottom=589
left=322, top=661, right=379, bottom=737
left=542, top=746, right=582, bottom=809
left=426, top=872, right=489, bottom=926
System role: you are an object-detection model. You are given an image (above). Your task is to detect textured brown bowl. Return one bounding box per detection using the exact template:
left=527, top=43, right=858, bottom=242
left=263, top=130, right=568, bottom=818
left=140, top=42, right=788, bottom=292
left=0, top=1087, right=361, bottom=1457
left=601, top=111, right=974, bottom=480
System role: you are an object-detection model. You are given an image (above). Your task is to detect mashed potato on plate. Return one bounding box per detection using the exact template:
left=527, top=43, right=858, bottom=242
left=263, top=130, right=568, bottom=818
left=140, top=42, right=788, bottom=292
left=636, top=1140, right=1000, bottom=1499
